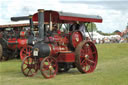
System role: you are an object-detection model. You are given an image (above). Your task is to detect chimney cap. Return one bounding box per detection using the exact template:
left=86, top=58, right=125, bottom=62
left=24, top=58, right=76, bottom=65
left=38, top=9, right=44, bottom=12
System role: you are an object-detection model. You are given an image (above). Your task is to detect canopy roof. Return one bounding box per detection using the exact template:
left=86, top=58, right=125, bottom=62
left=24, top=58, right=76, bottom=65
left=0, top=23, right=38, bottom=28
left=32, top=10, right=102, bottom=23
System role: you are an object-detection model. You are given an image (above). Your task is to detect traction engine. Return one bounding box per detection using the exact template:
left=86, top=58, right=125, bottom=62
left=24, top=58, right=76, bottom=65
left=17, top=9, right=102, bottom=78
left=0, top=21, right=37, bottom=60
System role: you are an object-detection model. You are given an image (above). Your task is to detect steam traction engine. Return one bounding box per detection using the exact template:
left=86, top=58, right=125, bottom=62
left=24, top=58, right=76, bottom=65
left=19, top=9, right=102, bottom=78
left=0, top=24, right=29, bottom=60
left=0, top=22, right=38, bottom=61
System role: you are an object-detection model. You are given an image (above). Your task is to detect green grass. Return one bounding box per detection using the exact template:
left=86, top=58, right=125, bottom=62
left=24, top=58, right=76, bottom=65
left=0, top=43, right=128, bottom=85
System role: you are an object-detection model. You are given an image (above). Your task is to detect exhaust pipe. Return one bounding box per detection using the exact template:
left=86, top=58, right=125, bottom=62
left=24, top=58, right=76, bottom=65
left=11, top=16, right=29, bottom=21
left=38, top=9, right=44, bottom=40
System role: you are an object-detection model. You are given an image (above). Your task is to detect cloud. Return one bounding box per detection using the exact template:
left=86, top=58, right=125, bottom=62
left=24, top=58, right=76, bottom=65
left=0, top=0, right=127, bottom=33
left=0, top=0, right=62, bottom=24
left=59, top=0, right=128, bottom=33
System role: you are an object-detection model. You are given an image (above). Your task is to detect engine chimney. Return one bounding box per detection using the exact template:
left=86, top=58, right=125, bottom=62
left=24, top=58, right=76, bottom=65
left=38, top=9, right=44, bottom=40
left=29, top=15, right=34, bottom=35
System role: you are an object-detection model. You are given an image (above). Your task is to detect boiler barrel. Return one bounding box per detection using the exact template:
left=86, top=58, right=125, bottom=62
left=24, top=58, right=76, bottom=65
left=33, top=43, right=68, bottom=58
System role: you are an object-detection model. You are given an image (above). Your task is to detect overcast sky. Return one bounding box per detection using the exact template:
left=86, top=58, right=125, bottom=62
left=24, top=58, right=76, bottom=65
left=0, top=0, right=128, bottom=33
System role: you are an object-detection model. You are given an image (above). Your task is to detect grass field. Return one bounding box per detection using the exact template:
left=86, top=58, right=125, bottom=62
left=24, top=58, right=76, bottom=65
left=0, top=43, right=128, bottom=85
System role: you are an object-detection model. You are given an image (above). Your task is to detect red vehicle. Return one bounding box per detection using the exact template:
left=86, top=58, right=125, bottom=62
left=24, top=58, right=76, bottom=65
left=0, top=22, right=38, bottom=61
left=15, top=9, right=102, bottom=79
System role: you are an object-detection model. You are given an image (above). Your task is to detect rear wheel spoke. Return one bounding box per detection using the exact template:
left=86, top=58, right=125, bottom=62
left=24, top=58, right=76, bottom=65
left=87, top=59, right=95, bottom=64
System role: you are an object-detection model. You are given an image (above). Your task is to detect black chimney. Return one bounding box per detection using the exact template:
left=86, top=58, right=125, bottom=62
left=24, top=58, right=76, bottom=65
left=38, top=9, right=44, bottom=40
left=29, top=15, right=34, bottom=35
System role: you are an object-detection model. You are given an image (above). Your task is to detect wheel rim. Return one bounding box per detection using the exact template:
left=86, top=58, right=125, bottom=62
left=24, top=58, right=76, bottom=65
left=70, top=31, right=83, bottom=49
left=20, top=46, right=32, bottom=61
left=75, top=41, right=98, bottom=73
left=40, top=57, right=58, bottom=79
left=21, top=56, right=39, bottom=77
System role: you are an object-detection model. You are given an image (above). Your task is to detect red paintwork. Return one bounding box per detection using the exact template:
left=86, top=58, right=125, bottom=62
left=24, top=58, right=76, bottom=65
left=20, top=45, right=32, bottom=60
left=71, top=31, right=83, bottom=48
left=40, top=57, right=58, bottom=79
left=44, top=31, right=83, bottom=63
left=48, top=44, right=68, bottom=56
left=20, top=9, right=101, bottom=79
left=20, top=31, right=26, bottom=38
left=21, top=56, right=39, bottom=77
left=32, top=10, right=102, bottom=23
left=45, top=34, right=69, bottom=45
left=8, top=38, right=27, bottom=50
left=79, top=41, right=98, bottom=73
left=60, top=16, right=102, bottom=23
left=57, top=53, right=75, bottom=62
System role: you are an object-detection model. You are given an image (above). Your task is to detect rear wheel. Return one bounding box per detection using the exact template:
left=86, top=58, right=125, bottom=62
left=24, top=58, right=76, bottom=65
left=75, top=40, right=98, bottom=73
left=40, top=57, right=58, bottom=79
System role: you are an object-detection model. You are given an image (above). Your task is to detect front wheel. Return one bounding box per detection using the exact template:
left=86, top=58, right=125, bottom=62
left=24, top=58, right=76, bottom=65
left=75, top=40, right=98, bottom=73
left=40, top=56, right=58, bottom=79
left=21, top=56, right=39, bottom=77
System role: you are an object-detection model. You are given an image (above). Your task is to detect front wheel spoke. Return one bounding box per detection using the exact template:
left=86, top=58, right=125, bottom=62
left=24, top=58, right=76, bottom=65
left=43, top=65, right=49, bottom=70
left=23, top=67, right=28, bottom=71
left=50, top=70, right=52, bottom=76
left=46, top=58, right=50, bottom=65
left=27, top=69, right=31, bottom=75
left=24, top=62, right=28, bottom=65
